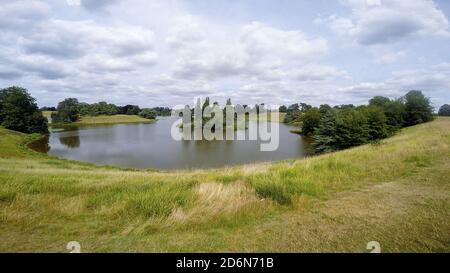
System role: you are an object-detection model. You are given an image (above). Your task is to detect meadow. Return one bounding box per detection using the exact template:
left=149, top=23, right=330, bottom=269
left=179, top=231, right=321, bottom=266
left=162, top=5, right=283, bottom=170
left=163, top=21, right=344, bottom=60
left=0, top=118, right=449, bottom=252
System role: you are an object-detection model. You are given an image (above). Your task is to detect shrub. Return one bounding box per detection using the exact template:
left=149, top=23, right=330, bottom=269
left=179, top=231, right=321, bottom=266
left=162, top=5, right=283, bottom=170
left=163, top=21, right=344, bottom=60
left=139, top=108, right=157, bottom=119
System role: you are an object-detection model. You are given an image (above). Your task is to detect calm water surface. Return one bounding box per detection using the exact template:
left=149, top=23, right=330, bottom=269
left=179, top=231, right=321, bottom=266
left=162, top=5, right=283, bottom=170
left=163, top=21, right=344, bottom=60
left=36, top=117, right=313, bottom=170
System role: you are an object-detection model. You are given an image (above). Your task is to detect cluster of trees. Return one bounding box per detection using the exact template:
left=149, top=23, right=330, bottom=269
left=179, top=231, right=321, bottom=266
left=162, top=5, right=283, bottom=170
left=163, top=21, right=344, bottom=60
left=0, top=87, right=48, bottom=134
left=51, top=98, right=169, bottom=123
left=439, top=104, right=450, bottom=116
left=282, top=91, right=435, bottom=153
left=281, top=103, right=314, bottom=124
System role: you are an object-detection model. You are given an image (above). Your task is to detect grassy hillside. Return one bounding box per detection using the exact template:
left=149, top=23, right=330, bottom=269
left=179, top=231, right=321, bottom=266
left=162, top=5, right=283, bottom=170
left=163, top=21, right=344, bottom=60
left=74, top=115, right=154, bottom=125
left=0, top=118, right=449, bottom=252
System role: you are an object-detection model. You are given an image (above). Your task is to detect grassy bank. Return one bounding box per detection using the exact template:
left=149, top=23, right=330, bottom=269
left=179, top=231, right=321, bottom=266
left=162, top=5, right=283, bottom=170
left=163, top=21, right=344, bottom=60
left=0, top=118, right=449, bottom=252
left=73, top=115, right=154, bottom=125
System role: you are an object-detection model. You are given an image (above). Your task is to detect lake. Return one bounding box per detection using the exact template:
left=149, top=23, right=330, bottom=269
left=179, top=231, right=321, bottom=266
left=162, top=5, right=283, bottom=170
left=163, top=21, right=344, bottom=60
left=33, top=117, right=314, bottom=170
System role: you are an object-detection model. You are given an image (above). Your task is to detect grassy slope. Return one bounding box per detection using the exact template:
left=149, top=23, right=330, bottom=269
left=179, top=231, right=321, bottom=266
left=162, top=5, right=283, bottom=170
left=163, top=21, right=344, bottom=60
left=73, top=115, right=154, bottom=125
left=0, top=118, right=449, bottom=252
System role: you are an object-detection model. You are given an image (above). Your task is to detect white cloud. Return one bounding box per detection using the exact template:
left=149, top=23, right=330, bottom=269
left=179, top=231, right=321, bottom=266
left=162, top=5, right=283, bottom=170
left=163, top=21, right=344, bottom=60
left=323, top=0, right=450, bottom=45
left=0, top=0, right=449, bottom=108
left=293, top=64, right=350, bottom=82
left=375, top=51, right=406, bottom=64
left=171, top=20, right=328, bottom=81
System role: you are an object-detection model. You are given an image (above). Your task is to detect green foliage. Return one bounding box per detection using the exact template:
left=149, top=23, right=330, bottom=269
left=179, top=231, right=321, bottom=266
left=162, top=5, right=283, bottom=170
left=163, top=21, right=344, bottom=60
left=118, top=105, right=141, bottom=115
left=383, top=99, right=406, bottom=131
left=404, top=90, right=434, bottom=126
left=52, top=98, right=80, bottom=123
left=152, top=107, right=171, bottom=116
left=139, top=108, right=157, bottom=120
left=313, top=109, right=339, bottom=153
left=279, top=105, right=287, bottom=113
left=301, top=108, right=322, bottom=136
left=369, top=96, right=391, bottom=107
left=283, top=104, right=299, bottom=124
left=363, top=106, right=388, bottom=140
left=335, top=108, right=370, bottom=149
left=0, top=86, right=48, bottom=134
left=314, top=108, right=376, bottom=153
left=313, top=91, right=434, bottom=154
left=319, top=104, right=332, bottom=114
left=88, top=101, right=118, bottom=116
left=438, top=104, right=450, bottom=116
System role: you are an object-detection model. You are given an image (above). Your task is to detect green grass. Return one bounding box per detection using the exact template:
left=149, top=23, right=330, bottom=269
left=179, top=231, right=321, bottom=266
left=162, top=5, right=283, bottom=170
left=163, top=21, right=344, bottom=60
left=73, top=115, right=154, bottom=125
left=248, top=112, right=286, bottom=123
left=0, top=118, right=449, bottom=252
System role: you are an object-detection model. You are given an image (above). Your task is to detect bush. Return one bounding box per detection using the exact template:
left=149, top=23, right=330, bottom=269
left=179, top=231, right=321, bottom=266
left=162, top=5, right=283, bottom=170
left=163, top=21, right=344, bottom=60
left=0, top=86, right=48, bottom=134
left=139, top=108, right=157, bottom=119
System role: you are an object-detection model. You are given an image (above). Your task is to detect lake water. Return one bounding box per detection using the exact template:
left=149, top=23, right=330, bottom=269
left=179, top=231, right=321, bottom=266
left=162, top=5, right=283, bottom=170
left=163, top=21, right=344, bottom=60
left=33, top=117, right=313, bottom=170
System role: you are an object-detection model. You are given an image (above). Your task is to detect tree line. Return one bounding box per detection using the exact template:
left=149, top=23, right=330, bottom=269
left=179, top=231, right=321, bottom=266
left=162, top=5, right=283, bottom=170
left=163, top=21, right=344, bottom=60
left=280, top=90, right=440, bottom=153
left=50, top=98, right=171, bottom=123
left=1, top=85, right=449, bottom=156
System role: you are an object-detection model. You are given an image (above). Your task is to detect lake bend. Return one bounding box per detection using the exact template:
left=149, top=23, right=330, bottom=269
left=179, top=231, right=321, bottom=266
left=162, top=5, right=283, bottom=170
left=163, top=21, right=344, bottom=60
left=32, top=117, right=314, bottom=170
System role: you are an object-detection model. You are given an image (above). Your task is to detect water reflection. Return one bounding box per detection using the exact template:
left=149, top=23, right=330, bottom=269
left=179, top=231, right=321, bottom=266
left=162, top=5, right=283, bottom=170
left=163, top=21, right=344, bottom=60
left=59, top=135, right=80, bottom=149
left=28, top=135, right=50, bottom=153
left=31, top=117, right=314, bottom=170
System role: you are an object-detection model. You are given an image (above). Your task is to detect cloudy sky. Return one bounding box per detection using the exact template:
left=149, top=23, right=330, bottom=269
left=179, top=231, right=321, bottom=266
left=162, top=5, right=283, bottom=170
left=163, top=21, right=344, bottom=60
left=0, top=0, right=449, bottom=108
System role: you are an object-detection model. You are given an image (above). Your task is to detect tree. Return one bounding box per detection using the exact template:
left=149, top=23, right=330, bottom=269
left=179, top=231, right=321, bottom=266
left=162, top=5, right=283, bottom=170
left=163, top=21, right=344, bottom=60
left=284, top=103, right=300, bottom=124
left=369, top=96, right=391, bottom=108
left=279, top=105, right=287, bottom=113
left=299, top=103, right=312, bottom=112
left=438, top=104, right=450, bottom=116
left=334, top=108, right=370, bottom=150
left=301, top=108, right=322, bottom=136
left=404, top=90, right=434, bottom=126
left=89, top=101, right=118, bottom=116
left=313, top=109, right=339, bottom=153
left=52, top=98, right=80, bottom=123
left=40, top=106, right=56, bottom=111
left=139, top=108, right=157, bottom=120
left=319, top=104, right=332, bottom=114
left=118, top=105, right=141, bottom=115
left=0, top=86, right=48, bottom=134
left=363, top=106, right=388, bottom=140
left=78, top=102, right=91, bottom=116
left=152, top=107, right=171, bottom=116
left=383, top=99, right=406, bottom=131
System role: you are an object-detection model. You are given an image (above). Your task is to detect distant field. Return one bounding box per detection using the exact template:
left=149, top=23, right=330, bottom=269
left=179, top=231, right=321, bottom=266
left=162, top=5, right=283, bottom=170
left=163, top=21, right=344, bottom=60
left=0, top=118, right=449, bottom=252
left=41, top=111, right=55, bottom=123
left=248, top=112, right=286, bottom=123
left=74, top=115, right=154, bottom=125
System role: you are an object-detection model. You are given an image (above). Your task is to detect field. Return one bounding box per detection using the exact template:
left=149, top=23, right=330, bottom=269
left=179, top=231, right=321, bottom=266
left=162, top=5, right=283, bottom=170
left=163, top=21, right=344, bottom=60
left=0, top=118, right=449, bottom=252
left=74, top=115, right=154, bottom=125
